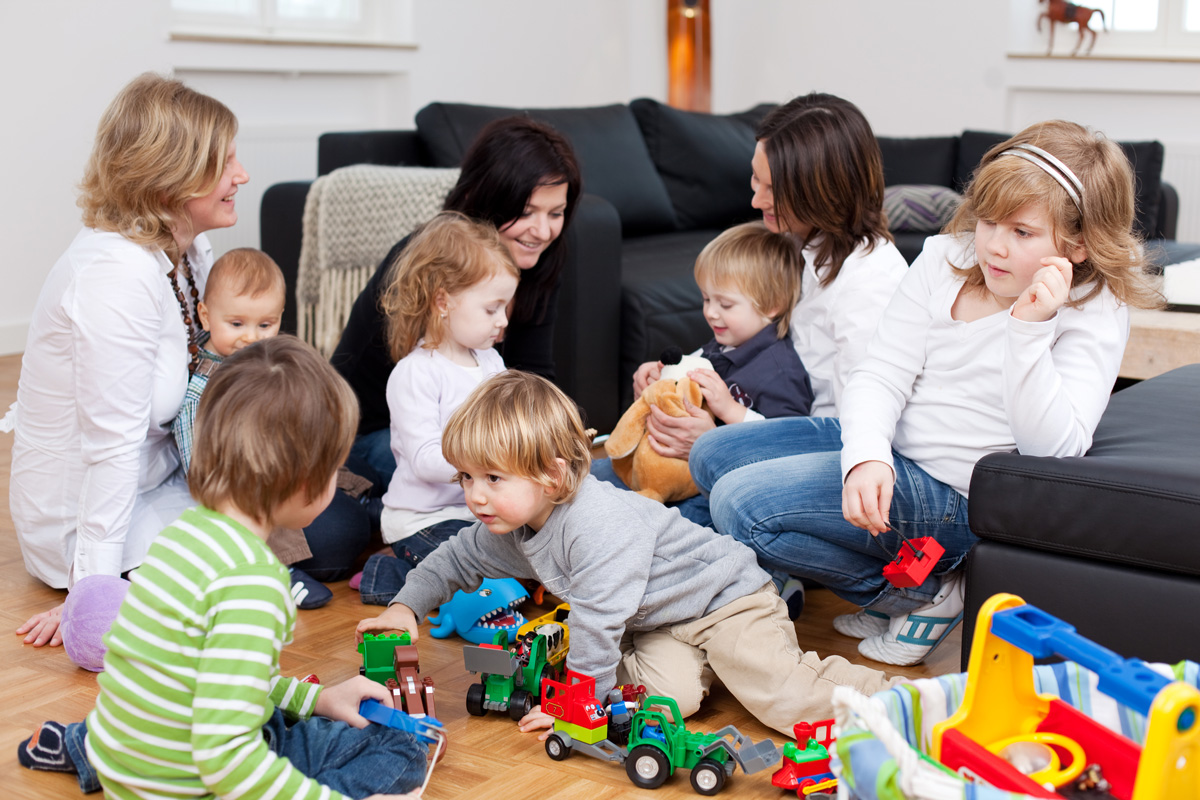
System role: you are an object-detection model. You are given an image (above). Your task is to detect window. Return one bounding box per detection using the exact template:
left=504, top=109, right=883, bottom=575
left=170, top=0, right=413, bottom=46
left=1054, top=0, right=1200, bottom=56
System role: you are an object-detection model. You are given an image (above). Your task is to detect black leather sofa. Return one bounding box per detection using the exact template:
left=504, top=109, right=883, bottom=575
left=261, top=100, right=1199, bottom=433
left=963, top=363, right=1200, bottom=668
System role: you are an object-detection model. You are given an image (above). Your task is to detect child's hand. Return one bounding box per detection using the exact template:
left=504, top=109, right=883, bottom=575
left=646, top=400, right=715, bottom=459
left=843, top=460, right=895, bottom=535
left=517, top=703, right=555, bottom=741
left=357, top=603, right=420, bottom=643
left=315, top=675, right=395, bottom=728
left=1011, top=256, right=1074, bottom=323
left=688, top=368, right=746, bottom=424
left=632, top=360, right=663, bottom=398
left=16, top=603, right=65, bottom=647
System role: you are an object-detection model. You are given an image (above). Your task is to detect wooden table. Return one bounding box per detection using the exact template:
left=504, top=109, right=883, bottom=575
left=1121, top=308, right=1200, bottom=379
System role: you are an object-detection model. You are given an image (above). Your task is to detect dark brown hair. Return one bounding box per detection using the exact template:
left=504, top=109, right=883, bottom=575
left=443, top=116, right=581, bottom=324
left=189, top=336, right=357, bottom=525
left=947, top=120, right=1161, bottom=310
left=756, top=93, right=892, bottom=287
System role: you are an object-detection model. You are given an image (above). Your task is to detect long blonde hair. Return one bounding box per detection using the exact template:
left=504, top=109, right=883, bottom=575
left=78, top=73, right=238, bottom=266
left=947, top=120, right=1162, bottom=310
left=381, top=212, right=519, bottom=362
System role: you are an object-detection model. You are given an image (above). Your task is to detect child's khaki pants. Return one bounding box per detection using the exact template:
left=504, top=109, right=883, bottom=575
left=615, top=583, right=902, bottom=736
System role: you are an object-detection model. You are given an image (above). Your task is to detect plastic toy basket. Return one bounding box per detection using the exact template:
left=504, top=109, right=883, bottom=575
left=832, top=658, right=1200, bottom=800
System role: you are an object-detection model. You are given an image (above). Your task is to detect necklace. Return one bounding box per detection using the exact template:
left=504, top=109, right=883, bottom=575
left=168, top=253, right=201, bottom=374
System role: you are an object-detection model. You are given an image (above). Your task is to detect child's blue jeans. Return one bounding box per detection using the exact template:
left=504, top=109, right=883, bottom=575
left=690, top=415, right=976, bottom=615
left=66, top=708, right=426, bottom=797
left=359, top=519, right=473, bottom=605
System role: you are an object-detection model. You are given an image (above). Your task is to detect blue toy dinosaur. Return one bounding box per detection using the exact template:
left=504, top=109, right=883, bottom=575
left=427, top=578, right=529, bottom=644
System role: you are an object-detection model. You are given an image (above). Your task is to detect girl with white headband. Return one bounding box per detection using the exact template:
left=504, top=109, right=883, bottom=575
left=691, top=119, right=1162, bottom=666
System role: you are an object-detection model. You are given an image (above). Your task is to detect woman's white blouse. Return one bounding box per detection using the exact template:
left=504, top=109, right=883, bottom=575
left=11, top=229, right=210, bottom=588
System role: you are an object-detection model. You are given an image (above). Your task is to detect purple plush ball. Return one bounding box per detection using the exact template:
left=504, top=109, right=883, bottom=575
left=61, top=574, right=130, bottom=672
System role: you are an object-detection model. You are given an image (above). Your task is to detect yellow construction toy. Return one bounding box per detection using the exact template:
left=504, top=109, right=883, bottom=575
left=932, top=593, right=1200, bottom=798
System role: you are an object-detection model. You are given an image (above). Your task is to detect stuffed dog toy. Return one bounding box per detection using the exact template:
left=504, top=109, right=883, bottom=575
left=604, top=349, right=715, bottom=504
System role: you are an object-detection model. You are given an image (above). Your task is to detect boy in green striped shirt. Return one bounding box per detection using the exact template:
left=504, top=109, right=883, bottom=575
left=18, top=336, right=426, bottom=800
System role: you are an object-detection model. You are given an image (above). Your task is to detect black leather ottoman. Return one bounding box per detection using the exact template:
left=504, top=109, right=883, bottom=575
left=963, top=363, right=1200, bottom=668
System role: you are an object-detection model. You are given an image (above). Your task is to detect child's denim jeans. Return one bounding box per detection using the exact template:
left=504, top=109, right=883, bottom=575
left=65, top=708, right=426, bottom=797
left=359, top=519, right=473, bottom=605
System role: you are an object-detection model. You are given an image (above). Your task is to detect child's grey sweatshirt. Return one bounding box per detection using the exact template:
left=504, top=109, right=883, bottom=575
left=392, top=476, right=770, bottom=697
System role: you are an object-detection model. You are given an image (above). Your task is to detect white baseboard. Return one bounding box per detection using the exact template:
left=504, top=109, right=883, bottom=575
left=0, top=322, right=28, bottom=356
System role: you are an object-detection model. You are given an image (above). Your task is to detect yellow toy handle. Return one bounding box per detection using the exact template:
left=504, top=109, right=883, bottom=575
left=987, top=732, right=1086, bottom=788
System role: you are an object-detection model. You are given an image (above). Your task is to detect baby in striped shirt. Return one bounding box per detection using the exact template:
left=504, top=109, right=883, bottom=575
left=18, top=337, right=425, bottom=800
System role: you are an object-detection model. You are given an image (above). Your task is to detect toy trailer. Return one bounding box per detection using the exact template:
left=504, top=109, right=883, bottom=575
left=542, top=671, right=628, bottom=765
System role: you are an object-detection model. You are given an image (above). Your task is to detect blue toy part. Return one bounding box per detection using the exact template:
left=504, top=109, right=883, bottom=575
left=990, top=605, right=1172, bottom=716
left=359, top=699, right=444, bottom=744
left=426, top=578, right=528, bottom=645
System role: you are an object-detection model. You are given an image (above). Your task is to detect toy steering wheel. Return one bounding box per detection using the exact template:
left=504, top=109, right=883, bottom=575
left=986, top=732, right=1086, bottom=788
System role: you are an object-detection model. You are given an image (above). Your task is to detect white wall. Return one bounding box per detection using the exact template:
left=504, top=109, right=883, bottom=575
left=4, top=0, right=1200, bottom=355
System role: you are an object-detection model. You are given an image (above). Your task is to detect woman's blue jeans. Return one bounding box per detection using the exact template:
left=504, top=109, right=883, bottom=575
left=590, top=457, right=714, bottom=529
left=690, top=416, right=975, bottom=615
left=66, top=709, right=425, bottom=797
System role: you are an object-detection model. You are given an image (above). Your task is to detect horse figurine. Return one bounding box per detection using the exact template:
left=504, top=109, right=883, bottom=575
left=1038, top=0, right=1107, bottom=56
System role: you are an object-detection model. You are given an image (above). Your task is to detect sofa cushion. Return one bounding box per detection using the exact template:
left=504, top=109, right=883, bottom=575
left=630, top=98, right=773, bottom=230
left=958, top=130, right=1164, bottom=238
left=968, top=364, right=1200, bottom=578
left=877, top=136, right=959, bottom=189
left=415, top=102, right=677, bottom=236
left=883, top=184, right=962, bottom=234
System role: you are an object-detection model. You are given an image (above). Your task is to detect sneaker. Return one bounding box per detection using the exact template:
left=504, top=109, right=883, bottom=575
left=289, top=567, right=332, bottom=610
left=348, top=571, right=363, bottom=591
left=832, top=608, right=890, bottom=639
left=858, top=572, right=965, bottom=666
left=781, top=578, right=806, bottom=620
left=17, top=721, right=76, bottom=773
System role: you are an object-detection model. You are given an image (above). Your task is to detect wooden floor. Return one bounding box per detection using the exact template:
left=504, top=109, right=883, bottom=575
left=0, top=351, right=961, bottom=798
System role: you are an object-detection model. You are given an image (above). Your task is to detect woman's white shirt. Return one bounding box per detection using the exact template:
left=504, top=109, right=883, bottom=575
left=790, top=237, right=909, bottom=417
left=11, top=229, right=210, bottom=588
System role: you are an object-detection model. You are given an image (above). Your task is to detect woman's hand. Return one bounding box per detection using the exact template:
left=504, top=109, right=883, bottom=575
left=1011, top=257, right=1073, bottom=323
left=632, top=361, right=663, bottom=399
left=315, top=675, right=395, bottom=728
left=17, top=603, right=65, bottom=647
left=517, top=703, right=555, bottom=740
left=356, top=604, right=420, bottom=644
left=688, top=369, right=746, bottom=425
left=842, top=461, right=895, bottom=535
left=645, top=401, right=715, bottom=459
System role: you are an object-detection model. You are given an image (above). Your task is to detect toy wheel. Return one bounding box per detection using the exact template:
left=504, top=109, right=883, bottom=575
left=626, top=745, right=670, bottom=789
left=465, top=682, right=487, bottom=717
left=508, top=689, right=534, bottom=721
left=690, top=759, right=726, bottom=795
left=545, top=732, right=571, bottom=761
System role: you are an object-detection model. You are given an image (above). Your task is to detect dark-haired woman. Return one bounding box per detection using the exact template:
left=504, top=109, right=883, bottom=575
left=332, top=116, right=581, bottom=487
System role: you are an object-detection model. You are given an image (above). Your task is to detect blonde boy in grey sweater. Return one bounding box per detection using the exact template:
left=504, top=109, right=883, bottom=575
left=357, top=371, right=898, bottom=736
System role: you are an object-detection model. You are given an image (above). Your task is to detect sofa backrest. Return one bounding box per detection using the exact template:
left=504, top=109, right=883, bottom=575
left=630, top=98, right=775, bottom=231
left=415, top=102, right=678, bottom=236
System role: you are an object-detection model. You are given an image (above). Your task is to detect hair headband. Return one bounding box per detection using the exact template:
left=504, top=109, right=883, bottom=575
left=997, top=143, right=1084, bottom=214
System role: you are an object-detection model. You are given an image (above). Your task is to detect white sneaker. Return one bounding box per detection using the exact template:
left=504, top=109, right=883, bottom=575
left=832, top=609, right=890, bottom=639
left=858, top=572, right=965, bottom=666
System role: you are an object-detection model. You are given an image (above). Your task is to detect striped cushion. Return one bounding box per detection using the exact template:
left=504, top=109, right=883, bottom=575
left=883, top=184, right=962, bottom=234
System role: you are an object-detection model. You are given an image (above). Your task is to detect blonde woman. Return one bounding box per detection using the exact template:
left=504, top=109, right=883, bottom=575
left=12, top=73, right=247, bottom=645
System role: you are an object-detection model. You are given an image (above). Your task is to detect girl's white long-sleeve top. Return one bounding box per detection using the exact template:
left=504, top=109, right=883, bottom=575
left=12, top=229, right=209, bottom=588
left=839, top=234, right=1129, bottom=498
